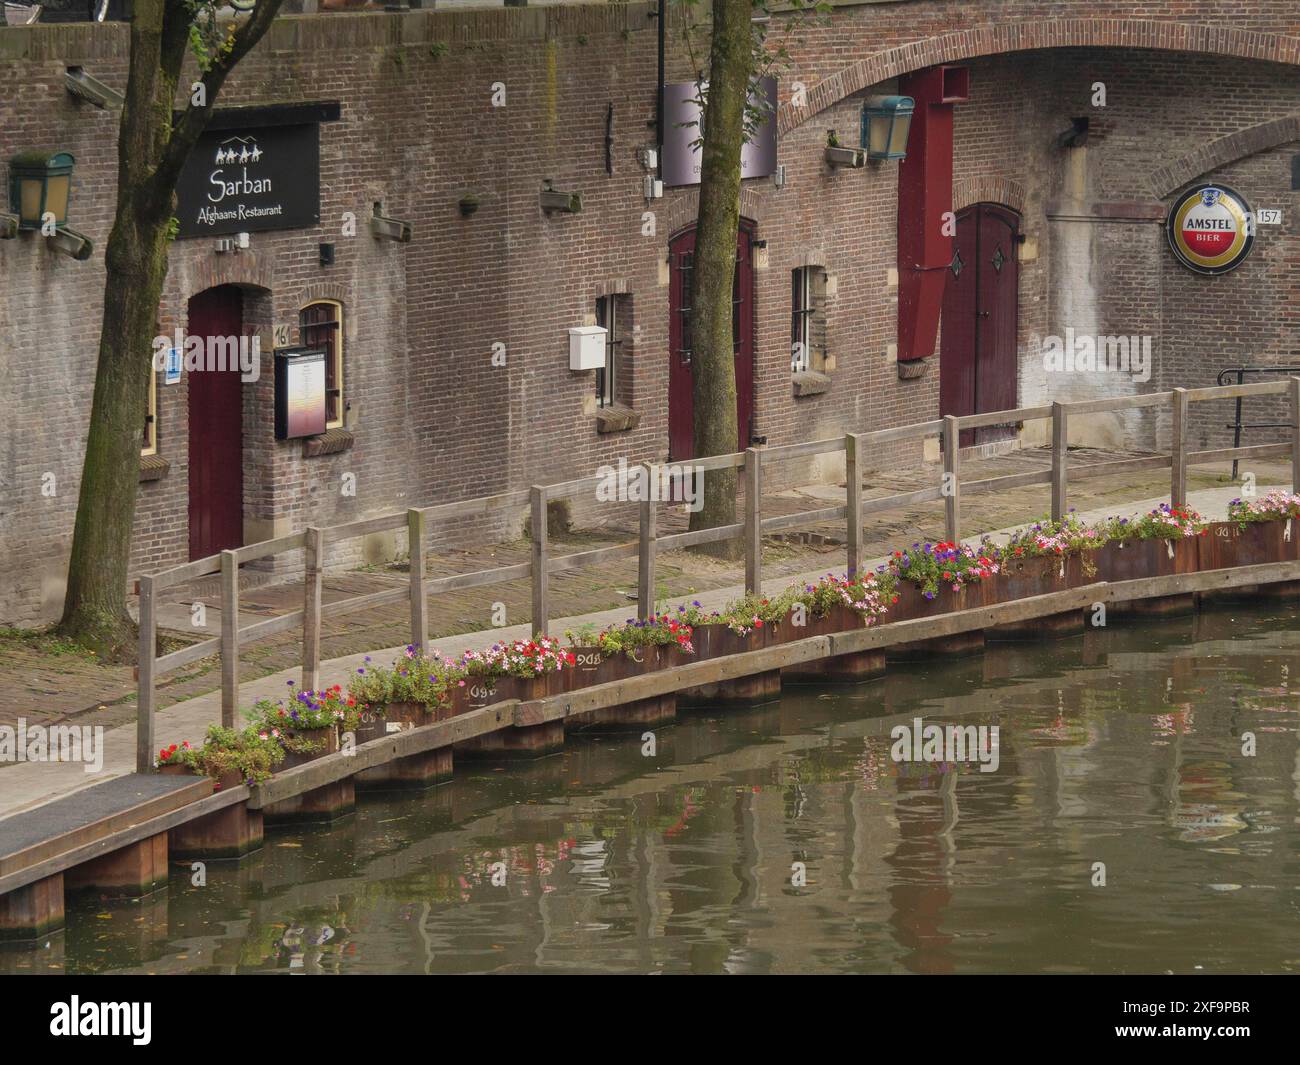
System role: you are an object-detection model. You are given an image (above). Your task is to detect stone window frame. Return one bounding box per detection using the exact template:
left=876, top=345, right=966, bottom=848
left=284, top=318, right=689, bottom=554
left=299, top=298, right=346, bottom=430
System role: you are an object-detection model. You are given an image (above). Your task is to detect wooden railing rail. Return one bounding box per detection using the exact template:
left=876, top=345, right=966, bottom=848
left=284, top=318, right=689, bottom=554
left=133, top=378, right=1300, bottom=771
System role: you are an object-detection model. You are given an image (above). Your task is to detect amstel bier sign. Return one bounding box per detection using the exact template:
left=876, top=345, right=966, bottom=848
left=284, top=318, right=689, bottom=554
left=1166, top=184, right=1255, bottom=275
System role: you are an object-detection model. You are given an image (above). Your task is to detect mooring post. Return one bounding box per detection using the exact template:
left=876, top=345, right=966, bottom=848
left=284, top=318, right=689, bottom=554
left=637, top=462, right=657, bottom=621
left=408, top=508, right=429, bottom=650
left=942, top=416, right=960, bottom=543
left=1051, top=401, right=1068, bottom=523
left=530, top=485, right=549, bottom=636
left=744, top=447, right=762, bottom=595
left=220, top=549, right=239, bottom=728
left=1290, top=377, right=1300, bottom=494
left=1171, top=386, right=1188, bottom=508
left=136, top=574, right=156, bottom=774
left=302, top=527, right=323, bottom=692
left=845, top=433, right=864, bottom=575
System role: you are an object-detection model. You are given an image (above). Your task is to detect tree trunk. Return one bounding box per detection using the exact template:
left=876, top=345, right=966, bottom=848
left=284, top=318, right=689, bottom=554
left=59, top=214, right=173, bottom=659
left=57, top=0, right=284, bottom=659
left=686, top=0, right=752, bottom=559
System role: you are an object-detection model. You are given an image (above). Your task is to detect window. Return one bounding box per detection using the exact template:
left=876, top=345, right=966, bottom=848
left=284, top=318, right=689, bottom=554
left=595, top=295, right=619, bottom=408
left=300, top=300, right=344, bottom=428
left=595, top=294, right=633, bottom=409
left=142, top=364, right=157, bottom=456
left=791, top=266, right=828, bottom=374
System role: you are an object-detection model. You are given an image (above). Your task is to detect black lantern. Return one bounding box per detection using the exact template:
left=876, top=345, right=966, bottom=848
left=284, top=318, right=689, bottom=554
left=8, top=151, right=75, bottom=230
left=859, top=96, right=915, bottom=161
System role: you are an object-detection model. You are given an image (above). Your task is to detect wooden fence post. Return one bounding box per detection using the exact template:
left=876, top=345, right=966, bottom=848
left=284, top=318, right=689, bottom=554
left=845, top=433, right=864, bottom=575
left=942, top=416, right=960, bottom=543
left=136, top=575, right=156, bottom=774
left=302, top=527, right=323, bottom=692
left=1171, top=386, right=1188, bottom=508
left=530, top=485, right=548, bottom=636
left=220, top=549, right=239, bottom=728
left=1051, top=401, right=1068, bottom=523
left=1290, top=377, right=1300, bottom=493
left=408, top=508, right=429, bottom=650
left=637, top=462, right=657, bottom=621
left=744, top=447, right=762, bottom=595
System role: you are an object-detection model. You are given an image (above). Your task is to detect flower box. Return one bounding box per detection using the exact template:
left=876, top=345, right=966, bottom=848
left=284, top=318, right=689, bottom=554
left=1199, top=517, right=1300, bottom=601
left=354, top=701, right=450, bottom=791
left=885, top=580, right=987, bottom=660
left=691, top=623, right=762, bottom=661
left=679, top=624, right=778, bottom=706
left=782, top=603, right=884, bottom=683
left=264, top=725, right=353, bottom=824
left=984, top=554, right=1090, bottom=640
left=567, top=645, right=629, bottom=689
left=1093, top=536, right=1198, bottom=616
left=277, top=724, right=339, bottom=771
left=566, top=646, right=680, bottom=732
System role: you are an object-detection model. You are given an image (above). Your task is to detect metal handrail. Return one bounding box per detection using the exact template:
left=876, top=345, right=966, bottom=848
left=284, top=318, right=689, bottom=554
left=1216, top=366, right=1300, bottom=477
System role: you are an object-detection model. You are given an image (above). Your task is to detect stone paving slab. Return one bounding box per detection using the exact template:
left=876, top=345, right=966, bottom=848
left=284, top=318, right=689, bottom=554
left=0, top=478, right=1269, bottom=822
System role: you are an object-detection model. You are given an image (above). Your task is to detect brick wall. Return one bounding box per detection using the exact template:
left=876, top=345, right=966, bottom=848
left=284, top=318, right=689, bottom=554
left=1, top=1, right=1297, bottom=622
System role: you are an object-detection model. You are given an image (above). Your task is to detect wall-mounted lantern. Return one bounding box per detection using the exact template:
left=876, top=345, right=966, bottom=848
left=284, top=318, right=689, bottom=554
left=9, top=151, right=75, bottom=230
left=860, top=96, right=915, bottom=161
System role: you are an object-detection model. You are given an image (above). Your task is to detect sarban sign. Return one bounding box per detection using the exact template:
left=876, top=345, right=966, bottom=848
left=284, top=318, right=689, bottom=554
left=176, top=122, right=320, bottom=238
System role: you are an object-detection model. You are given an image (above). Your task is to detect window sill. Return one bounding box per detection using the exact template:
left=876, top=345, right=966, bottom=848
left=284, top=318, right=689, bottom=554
left=303, top=427, right=356, bottom=458
left=792, top=371, right=832, bottom=397
left=594, top=403, right=641, bottom=434
left=139, top=454, right=170, bottom=482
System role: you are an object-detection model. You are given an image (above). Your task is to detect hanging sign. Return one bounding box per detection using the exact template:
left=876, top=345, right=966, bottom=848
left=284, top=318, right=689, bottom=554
left=1166, top=184, right=1255, bottom=275
left=661, top=76, right=778, bottom=187
left=176, top=123, right=321, bottom=238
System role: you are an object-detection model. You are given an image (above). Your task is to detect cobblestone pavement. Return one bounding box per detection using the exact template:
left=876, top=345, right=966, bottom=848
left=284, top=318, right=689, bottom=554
left=0, top=448, right=1286, bottom=739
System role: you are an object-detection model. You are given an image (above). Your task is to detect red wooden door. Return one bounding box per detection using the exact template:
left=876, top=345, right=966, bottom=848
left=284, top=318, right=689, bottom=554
left=668, top=222, right=756, bottom=460
left=187, top=286, right=245, bottom=560
left=940, top=204, right=1019, bottom=447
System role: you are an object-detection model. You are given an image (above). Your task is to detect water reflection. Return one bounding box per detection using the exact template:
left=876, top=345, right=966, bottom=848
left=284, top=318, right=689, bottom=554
left=9, top=603, right=1300, bottom=974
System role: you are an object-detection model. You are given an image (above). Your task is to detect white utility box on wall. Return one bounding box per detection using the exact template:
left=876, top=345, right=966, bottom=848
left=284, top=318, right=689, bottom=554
left=569, top=325, right=607, bottom=370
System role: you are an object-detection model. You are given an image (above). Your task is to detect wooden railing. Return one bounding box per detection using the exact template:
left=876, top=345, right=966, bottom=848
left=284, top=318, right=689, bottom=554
left=134, top=377, right=1300, bottom=771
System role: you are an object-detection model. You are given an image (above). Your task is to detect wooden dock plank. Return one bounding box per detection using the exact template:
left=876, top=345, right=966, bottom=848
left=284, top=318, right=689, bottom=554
left=0, top=774, right=212, bottom=878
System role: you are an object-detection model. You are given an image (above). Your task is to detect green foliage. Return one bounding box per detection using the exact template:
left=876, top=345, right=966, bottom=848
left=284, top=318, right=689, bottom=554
left=189, top=724, right=284, bottom=785
left=349, top=648, right=454, bottom=712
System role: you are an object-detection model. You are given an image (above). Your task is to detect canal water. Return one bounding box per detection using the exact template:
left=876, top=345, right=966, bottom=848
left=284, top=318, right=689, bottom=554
left=10, top=604, right=1300, bottom=975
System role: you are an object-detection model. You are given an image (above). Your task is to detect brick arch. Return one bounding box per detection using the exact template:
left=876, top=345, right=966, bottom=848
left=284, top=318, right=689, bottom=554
left=298, top=283, right=351, bottom=307
left=779, top=19, right=1300, bottom=135
left=663, top=184, right=771, bottom=238
left=1149, top=114, right=1300, bottom=197
left=953, top=176, right=1026, bottom=214
left=181, top=254, right=275, bottom=298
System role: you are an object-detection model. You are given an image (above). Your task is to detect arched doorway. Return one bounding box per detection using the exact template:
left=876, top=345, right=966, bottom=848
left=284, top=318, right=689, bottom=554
left=187, top=285, right=246, bottom=560
left=940, top=203, right=1020, bottom=447
left=667, top=220, right=757, bottom=460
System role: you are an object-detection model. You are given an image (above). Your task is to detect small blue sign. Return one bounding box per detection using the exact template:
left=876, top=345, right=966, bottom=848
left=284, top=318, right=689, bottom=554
left=164, top=347, right=182, bottom=384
